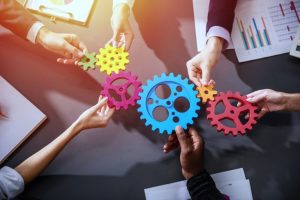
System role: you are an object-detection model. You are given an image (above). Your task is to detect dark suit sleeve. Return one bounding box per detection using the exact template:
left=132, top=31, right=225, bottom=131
left=206, top=0, right=237, bottom=34
left=0, top=0, right=38, bottom=39
left=187, top=170, right=226, bottom=200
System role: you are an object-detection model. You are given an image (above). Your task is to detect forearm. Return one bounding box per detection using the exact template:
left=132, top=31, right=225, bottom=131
left=187, top=170, right=225, bottom=200
left=15, top=122, right=82, bottom=184
left=284, top=93, right=300, bottom=111
left=0, top=0, right=38, bottom=39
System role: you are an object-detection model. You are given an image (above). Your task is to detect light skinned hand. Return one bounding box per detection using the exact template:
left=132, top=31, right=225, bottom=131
left=246, top=89, right=287, bottom=119
left=186, top=37, right=223, bottom=87
left=108, top=3, right=134, bottom=51
left=37, top=27, right=87, bottom=65
left=75, top=96, right=114, bottom=131
left=163, top=126, right=204, bottom=180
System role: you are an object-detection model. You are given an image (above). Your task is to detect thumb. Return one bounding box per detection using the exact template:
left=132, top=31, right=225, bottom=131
left=62, top=41, right=83, bottom=59
left=111, top=30, right=122, bottom=47
left=175, top=126, right=189, bottom=152
left=201, top=66, right=211, bottom=86
left=91, top=96, right=108, bottom=113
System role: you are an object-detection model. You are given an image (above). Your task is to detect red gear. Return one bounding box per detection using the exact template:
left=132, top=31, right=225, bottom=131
left=101, top=71, right=142, bottom=110
left=207, top=91, right=258, bottom=136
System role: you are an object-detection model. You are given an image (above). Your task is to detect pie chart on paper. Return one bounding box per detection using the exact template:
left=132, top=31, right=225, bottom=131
left=49, top=0, right=74, bottom=6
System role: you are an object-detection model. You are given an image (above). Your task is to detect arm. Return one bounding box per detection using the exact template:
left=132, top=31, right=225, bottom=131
left=0, top=0, right=87, bottom=65
left=0, top=0, right=37, bottom=39
left=15, top=96, right=114, bottom=184
left=206, top=0, right=237, bottom=47
left=246, top=89, right=300, bottom=118
left=108, top=0, right=135, bottom=51
left=186, top=0, right=237, bottom=87
left=163, top=126, right=225, bottom=200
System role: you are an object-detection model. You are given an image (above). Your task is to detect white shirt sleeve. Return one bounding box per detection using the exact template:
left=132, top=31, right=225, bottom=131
left=206, top=26, right=231, bottom=50
left=26, top=21, right=45, bottom=44
left=0, top=167, right=24, bottom=200
left=113, top=0, right=135, bottom=10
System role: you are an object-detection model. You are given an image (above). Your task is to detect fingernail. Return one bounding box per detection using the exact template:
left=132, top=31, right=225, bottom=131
left=175, top=126, right=183, bottom=132
left=64, top=60, right=67, bottom=64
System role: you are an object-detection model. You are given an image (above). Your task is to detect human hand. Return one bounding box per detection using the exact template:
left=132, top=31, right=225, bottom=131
left=186, top=37, right=224, bottom=87
left=246, top=89, right=288, bottom=119
left=163, top=126, right=204, bottom=180
left=75, top=96, right=114, bottom=131
left=37, top=27, right=87, bottom=65
left=108, top=3, right=134, bottom=51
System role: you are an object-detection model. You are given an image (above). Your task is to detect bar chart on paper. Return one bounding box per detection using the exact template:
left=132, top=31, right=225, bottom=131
left=232, top=0, right=300, bottom=62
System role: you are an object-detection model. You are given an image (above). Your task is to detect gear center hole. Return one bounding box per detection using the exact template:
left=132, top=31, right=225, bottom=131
left=153, top=106, right=169, bottom=122
left=174, top=97, right=190, bottom=113
left=155, top=84, right=171, bottom=99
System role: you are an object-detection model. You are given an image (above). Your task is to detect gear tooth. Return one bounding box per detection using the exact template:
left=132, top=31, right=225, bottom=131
left=169, top=72, right=174, bottom=78
left=151, top=126, right=157, bottom=132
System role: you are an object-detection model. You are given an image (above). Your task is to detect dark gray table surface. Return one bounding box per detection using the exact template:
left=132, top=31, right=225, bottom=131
left=1, top=1, right=300, bottom=199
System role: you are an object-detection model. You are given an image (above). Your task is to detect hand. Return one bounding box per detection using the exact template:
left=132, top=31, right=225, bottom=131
left=75, top=96, right=114, bottom=131
left=108, top=3, right=134, bottom=51
left=37, top=27, right=87, bottom=65
left=163, top=126, right=204, bottom=180
left=186, top=37, right=224, bottom=87
left=246, top=89, right=288, bottom=119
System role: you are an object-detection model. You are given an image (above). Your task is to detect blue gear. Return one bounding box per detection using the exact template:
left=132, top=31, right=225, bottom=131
left=137, top=73, right=201, bottom=134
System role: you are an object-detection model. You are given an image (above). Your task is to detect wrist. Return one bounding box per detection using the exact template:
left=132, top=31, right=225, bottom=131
left=284, top=93, right=300, bottom=111
left=206, top=36, right=224, bottom=53
left=36, top=26, right=51, bottom=46
left=70, top=120, right=84, bottom=135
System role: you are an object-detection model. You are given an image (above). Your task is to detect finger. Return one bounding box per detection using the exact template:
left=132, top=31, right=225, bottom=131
left=246, top=93, right=267, bottom=104
left=57, top=58, right=77, bottom=65
left=124, top=33, right=134, bottom=51
left=92, top=96, right=108, bottom=112
left=189, top=127, right=203, bottom=149
left=175, top=126, right=191, bottom=152
left=257, top=109, right=268, bottom=119
left=208, top=79, right=216, bottom=86
left=163, top=142, right=179, bottom=153
left=62, top=34, right=87, bottom=52
left=62, top=34, right=85, bottom=57
left=187, top=62, right=201, bottom=87
left=201, top=66, right=211, bottom=86
left=112, top=30, right=122, bottom=47
left=62, top=41, right=84, bottom=60
left=105, top=107, right=115, bottom=119
left=246, top=90, right=265, bottom=99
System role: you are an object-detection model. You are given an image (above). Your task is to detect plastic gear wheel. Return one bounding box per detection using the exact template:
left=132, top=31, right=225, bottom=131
left=78, top=51, right=97, bottom=71
left=207, top=91, right=258, bottom=136
left=196, top=85, right=218, bottom=103
left=96, top=45, right=129, bottom=75
left=101, top=71, right=142, bottom=110
left=137, top=73, right=201, bottom=134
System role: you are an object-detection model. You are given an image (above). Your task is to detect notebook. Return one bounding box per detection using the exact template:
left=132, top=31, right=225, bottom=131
left=0, top=76, right=46, bottom=164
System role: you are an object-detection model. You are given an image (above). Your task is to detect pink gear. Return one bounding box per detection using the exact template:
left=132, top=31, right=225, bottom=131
left=101, top=71, right=142, bottom=110
left=207, top=91, right=258, bottom=136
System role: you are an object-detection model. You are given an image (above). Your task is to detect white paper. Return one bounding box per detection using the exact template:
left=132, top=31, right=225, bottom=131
left=290, top=25, right=300, bottom=57
left=144, top=168, right=253, bottom=200
left=192, top=0, right=234, bottom=51
left=25, top=0, right=95, bottom=24
left=0, top=76, right=46, bottom=164
left=232, top=0, right=300, bottom=62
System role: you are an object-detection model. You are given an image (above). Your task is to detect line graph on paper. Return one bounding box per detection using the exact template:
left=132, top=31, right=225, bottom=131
left=232, top=0, right=300, bottom=62
left=268, top=0, right=300, bottom=42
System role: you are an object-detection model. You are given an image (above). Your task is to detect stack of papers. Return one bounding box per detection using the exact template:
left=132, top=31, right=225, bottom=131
left=144, top=168, right=253, bottom=200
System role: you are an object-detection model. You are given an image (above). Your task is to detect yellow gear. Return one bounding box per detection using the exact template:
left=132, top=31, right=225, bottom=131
left=196, top=85, right=218, bottom=103
left=96, top=45, right=129, bottom=75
